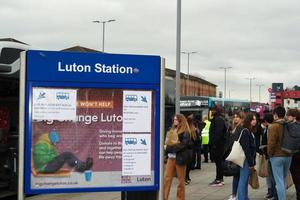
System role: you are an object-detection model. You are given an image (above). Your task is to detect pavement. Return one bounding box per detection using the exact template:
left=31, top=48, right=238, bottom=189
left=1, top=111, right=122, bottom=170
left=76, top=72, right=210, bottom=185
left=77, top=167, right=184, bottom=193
left=26, top=162, right=296, bottom=200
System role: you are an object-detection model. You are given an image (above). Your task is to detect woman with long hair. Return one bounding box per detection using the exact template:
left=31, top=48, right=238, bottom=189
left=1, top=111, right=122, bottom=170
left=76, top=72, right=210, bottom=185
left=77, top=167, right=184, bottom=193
left=185, top=114, right=198, bottom=185
left=164, top=114, right=191, bottom=200
left=225, top=111, right=244, bottom=200
left=237, top=113, right=257, bottom=200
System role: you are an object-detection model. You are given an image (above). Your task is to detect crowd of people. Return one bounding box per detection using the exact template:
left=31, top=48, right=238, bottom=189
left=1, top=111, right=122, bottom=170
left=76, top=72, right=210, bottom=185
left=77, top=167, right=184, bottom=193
left=163, top=105, right=300, bottom=200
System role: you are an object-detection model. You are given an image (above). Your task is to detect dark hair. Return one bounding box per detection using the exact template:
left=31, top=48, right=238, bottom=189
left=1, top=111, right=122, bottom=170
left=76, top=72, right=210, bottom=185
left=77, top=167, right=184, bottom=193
left=296, top=109, right=300, bottom=121
left=212, top=105, right=224, bottom=116
left=243, top=113, right=256, bottom=132
left=263, top=113, right=274, bottom=124
left=273, top=106, right=286, bottom=118
left=286, top=108, right=299, bottom=117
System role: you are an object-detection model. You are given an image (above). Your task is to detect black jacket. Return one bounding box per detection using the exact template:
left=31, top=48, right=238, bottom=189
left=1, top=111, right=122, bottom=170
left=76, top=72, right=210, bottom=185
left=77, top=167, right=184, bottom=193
left=239, top=128, right=256, bottom=167
left=209, top=115, right=227, bottom=146
left=224, top=125, right=243, bottom=158
left=166, top=131, right=192, bottom=165
left=209, top=115, right=227, bottom=159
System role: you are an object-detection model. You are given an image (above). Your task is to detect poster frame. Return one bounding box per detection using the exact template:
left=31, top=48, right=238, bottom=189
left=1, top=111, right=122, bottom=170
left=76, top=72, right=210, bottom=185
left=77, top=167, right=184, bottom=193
left=19, top=50, right=163, bottom=196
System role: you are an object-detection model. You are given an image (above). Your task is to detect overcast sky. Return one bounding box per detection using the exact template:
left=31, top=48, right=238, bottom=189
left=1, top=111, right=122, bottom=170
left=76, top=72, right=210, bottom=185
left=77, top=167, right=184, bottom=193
left=1, top=0, right=300, bottom=103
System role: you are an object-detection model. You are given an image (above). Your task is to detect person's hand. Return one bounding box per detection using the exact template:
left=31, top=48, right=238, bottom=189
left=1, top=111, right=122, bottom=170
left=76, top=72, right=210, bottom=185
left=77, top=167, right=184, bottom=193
left=249, top=166, right=255, bottom=172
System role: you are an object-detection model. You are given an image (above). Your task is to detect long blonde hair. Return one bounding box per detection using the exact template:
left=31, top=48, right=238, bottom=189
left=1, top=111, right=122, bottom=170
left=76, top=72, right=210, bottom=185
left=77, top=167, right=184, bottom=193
left=172, top=114, right=191, bottom=135
left=230, top=111, right=244, bottom=133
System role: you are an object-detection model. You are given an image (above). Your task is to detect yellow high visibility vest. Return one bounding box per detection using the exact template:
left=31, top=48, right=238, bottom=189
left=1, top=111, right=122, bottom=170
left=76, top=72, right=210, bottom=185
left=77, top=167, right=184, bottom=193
left=201, top=120, right=211, bottom=145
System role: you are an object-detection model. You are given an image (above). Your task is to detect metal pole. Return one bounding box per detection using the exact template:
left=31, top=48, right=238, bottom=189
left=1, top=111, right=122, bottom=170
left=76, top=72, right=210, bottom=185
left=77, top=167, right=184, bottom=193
left=224, top=68, right=226, bottom=98
left=158, top=58, right=165, bottom=200
left=246, top=77, right=255, bottom=104
left=175, top=0, right=181, bottom=114
left=181, top=51, right=197, bottom=96
left=187, top=53, right=190, bottom=95
left=18, top=52, right=26, bottom=200
left=258, top=84, right=260, bottom=102
left=256, top=84, right=264, bottom=103
left=102, top=22, right=105, bottom=52
left=93, top=19, right=115, bottom=52
left=219, top=67, right=232, bottom=99
left=250, top=78, right=252, bottom=102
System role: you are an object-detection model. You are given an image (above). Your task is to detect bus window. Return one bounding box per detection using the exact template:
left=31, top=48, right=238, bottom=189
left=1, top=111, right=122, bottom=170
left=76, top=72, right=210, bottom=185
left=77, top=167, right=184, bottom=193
left=0, top=48, right=24, bottom=64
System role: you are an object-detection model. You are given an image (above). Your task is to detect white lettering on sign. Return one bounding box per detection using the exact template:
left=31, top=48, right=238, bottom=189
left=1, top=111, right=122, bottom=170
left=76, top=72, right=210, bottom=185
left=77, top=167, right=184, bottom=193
left=94, top=63, right=133, bottom=74
left=57, top=61, right=136, bottom=74
left=57, top=62, right=91, bottom=73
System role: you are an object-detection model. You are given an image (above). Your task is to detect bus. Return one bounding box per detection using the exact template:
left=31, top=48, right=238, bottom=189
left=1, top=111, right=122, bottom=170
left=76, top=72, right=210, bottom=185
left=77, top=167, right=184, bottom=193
left=180, top=96, right=251, bottom=120
left=208, top=97, right=250, bottom=117
left=0, top=39, right=30, bottom=198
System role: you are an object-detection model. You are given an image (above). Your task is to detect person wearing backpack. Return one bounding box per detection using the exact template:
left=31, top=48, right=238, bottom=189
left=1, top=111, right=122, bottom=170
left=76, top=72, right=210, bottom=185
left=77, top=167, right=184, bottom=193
left=268, top=106, right=292, bottom=200
left=287, top=109, right=300, bottom=200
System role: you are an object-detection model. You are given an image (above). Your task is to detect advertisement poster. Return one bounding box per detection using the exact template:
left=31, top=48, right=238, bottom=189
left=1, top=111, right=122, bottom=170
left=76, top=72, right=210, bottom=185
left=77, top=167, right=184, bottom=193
left=30, top=87, right=155, bottom=189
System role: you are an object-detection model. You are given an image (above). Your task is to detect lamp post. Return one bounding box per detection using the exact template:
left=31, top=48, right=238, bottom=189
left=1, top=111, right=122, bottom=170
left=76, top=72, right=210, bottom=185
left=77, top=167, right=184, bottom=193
left=219, top=67, right=232, bottom=99
left=181, top=51, right=197, bottom=95
left=175, top=0, right=181, bottom=114
left=92, top=19, right=116, bottom=52
left=246, top=77, right=256, bottom=103
left=256, top=84, right=264, bottom=103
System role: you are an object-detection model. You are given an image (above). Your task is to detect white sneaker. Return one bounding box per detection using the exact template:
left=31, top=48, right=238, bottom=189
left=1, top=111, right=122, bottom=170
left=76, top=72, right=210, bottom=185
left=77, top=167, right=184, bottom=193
left=228, top=195, right=236, bottom=200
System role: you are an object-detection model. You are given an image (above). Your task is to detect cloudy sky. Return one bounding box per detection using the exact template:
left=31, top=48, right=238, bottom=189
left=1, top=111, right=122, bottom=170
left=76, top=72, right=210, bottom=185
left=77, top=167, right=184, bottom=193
left=1, top=0, right=300, bottom=103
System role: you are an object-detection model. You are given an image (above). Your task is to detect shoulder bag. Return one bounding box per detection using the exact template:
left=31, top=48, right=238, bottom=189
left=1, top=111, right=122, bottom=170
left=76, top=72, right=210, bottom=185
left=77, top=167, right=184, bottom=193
left=225, top=129, right=246, bottom=167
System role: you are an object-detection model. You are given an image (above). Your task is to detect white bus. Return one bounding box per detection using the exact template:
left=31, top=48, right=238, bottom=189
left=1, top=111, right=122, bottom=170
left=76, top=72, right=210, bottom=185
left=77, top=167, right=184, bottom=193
left=0, top=39, right=30, bottom=79
left=0, top=38, right=30, bottom=199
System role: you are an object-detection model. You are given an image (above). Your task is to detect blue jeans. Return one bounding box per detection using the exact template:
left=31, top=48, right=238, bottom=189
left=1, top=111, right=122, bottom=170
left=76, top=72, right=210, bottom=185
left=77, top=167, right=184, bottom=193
left=270, top=156, right=292, bottom=200
left=232, top=174, right=240, bottom=195
left=269, top=160, right=278, bottom=199
left=237, top=160, right=250, bottom=200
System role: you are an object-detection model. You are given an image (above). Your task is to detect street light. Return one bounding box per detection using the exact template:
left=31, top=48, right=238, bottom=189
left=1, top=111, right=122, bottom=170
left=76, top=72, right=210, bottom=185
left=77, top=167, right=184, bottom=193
left=256, top=84, right=264, bottom=103
left=181, top=51, right=197, bottom=95
left=92, top=19, right=116, bottom=52
left=246, top=77, right=256, bottom=103
left=175, top=0, right=181, bottom=114
left=219, top=67, right=232, bottom=99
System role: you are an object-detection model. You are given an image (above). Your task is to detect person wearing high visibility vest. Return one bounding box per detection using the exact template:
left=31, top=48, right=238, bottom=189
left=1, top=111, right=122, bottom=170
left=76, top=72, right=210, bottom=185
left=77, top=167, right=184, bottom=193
left=201, top=116, right=211, bottom=163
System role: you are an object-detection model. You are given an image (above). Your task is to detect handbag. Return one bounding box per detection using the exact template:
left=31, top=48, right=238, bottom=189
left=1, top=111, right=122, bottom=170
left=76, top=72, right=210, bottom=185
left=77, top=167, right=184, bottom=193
left=165, top=130, right=178, bottom=146
left=223, top=160, right=240, bottom=176
left=225, top=129, right=246, bottom=167
left=248, top=169, right=260, bottom=189
left=257, top=154, right=269, bottom=177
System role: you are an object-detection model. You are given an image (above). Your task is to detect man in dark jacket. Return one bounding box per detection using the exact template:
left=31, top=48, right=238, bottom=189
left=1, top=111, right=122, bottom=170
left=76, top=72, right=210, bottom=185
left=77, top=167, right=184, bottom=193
left=208, top=105, right=227, bottom=186
left=289, top=109, right=300, bottom=200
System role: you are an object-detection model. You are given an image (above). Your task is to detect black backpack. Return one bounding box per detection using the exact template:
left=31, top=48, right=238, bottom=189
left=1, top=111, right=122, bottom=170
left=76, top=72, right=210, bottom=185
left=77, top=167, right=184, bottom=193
left=281, top=121, right=300, bottom=154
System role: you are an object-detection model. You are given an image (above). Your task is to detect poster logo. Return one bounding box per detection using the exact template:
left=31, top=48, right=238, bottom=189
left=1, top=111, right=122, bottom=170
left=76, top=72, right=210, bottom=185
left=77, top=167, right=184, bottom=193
left=56, top=92, right=70, bottom=100
left=125, top=95, right=138, bottom=102
left=125, top=138, right=137, bottom=145
left=140, top=139, right=147, bottom=145
left=37, top=92, right=46, bottom=100
left=141, top=96, right=147, bottom=103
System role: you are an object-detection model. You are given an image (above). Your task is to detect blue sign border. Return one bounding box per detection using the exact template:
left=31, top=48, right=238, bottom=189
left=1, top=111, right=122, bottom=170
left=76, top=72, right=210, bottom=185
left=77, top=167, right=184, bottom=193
left=24, top=50, right=161, bottom=194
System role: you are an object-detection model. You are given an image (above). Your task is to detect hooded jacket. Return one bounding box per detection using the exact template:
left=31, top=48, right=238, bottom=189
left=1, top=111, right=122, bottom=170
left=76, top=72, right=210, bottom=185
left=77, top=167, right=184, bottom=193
left=268, top=119, right=291, bottom=157
left=33, top=133, right=58, bottom=172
